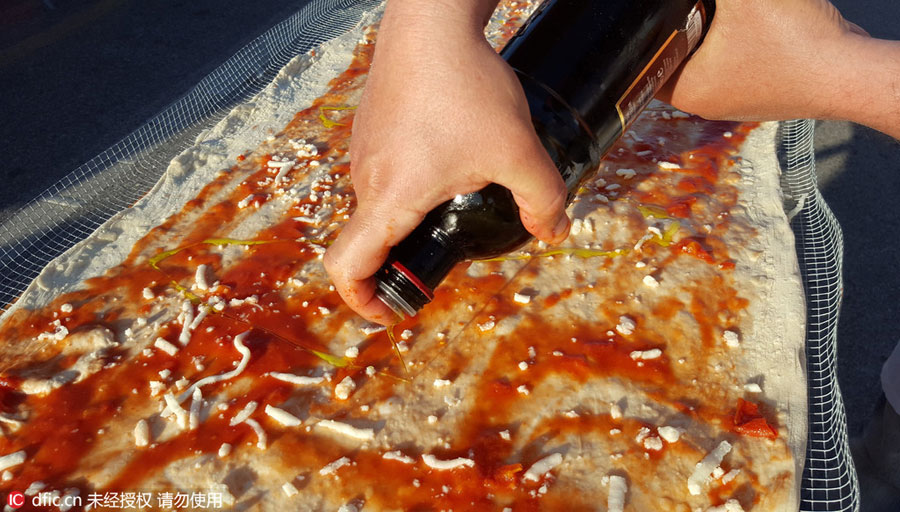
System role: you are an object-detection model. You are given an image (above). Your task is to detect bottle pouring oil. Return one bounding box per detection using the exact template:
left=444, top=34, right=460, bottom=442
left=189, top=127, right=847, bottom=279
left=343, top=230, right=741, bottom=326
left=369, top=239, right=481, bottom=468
left=375, top=0, right=716, bottom=318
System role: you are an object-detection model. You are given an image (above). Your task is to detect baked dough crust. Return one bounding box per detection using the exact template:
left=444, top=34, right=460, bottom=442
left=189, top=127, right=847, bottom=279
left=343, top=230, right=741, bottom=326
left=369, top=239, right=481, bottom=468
left=0, top=2, right=805, bottom=510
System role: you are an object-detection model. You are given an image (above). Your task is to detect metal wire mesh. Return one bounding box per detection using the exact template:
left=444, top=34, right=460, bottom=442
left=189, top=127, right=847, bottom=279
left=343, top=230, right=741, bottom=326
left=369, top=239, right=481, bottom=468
left=0, top=0, right=381, bottom=313
left=780, top=119, right=860, bottom=511
left=0, top=1, right=858, bottom=509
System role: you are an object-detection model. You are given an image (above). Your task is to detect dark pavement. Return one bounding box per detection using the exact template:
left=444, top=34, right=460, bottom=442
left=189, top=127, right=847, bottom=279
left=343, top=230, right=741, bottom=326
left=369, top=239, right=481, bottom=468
left=1, top=0, right=899, bottom=509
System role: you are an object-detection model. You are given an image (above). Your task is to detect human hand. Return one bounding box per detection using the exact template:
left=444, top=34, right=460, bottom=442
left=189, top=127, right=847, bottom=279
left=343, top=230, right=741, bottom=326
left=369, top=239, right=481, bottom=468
left=324, top=1, right=568, bottom=325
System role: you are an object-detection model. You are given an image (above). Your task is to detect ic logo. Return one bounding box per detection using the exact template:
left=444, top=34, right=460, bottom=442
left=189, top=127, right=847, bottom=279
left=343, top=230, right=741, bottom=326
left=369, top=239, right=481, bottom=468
left=6, top=491, right=24, bottom=509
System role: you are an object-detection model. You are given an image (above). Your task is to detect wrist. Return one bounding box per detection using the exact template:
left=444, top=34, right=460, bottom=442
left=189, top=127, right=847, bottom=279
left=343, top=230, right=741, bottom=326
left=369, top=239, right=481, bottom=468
left=821, top=34, right=900, bottom=138
left=384, top=0, right=498, bottom=36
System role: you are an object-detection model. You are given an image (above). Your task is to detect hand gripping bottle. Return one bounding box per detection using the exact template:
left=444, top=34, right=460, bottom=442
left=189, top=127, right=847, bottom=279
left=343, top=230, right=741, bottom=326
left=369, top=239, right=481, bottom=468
left=375, top=0, right=716, bottom=318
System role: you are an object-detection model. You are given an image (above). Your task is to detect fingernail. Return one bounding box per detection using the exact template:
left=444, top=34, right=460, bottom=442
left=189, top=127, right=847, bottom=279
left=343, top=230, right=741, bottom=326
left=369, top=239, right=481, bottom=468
left=552, top=215, right=570, bottom=242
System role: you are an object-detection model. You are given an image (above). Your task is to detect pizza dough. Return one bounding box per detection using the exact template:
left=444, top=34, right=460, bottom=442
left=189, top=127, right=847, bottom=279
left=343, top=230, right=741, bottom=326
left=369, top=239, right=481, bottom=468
left=0, top=2, right=805, bottom=510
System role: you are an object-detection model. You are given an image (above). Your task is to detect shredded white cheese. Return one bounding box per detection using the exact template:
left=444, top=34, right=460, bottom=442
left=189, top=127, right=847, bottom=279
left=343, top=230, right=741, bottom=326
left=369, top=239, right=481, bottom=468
left=218, top=443, right=232, bottom=458
left=148, top=381, right=165, bottom=396
left=642, top=275, right=660, bottom=288
left=319, top=456, right=351, bottom=476
left=610, top=402, right=623, bottom=420
left=268, top=372, right=324, bottom=386
left=723, top=330, right=741, bottom=348
left=422, top=454, right=475, bottom=471
left=722, top=468, right=741, bottom=484
left=616, top=316, right=636, bottom=336
left=635, top=427, right=651, bottom=443
left=316, top=419, right=375, bottom=441
left=607, top=474, right=628, bottom=512
left=0, top=451, right=26, bottom=472
left=688, top=440, right=733, bottom=495
left=478, top=320, right=496, bottom=332
left=642, top=436, right=663, bottom=451
left=265, top=405, right=302, bottom=427
left=523, top=453, right=563, bottom=482
left=178, top=331, right=251, bottom=402
left=382, top=451, right=415, bottom=464
left=229, top=401, right=258, bottom=426
left=658, top=161, right=681, bottom=170
left=629, top=348, right=663, bottom=360
left=194, top=264, right=211, bottom=291
left=178, top=309, right=194, bottom=348
left=134, top=419, right=150, bottom=447
left=281, top=481, right=299, bottom=498
left=189, top=306, right=209, bottom=330
left=244, top=418, right=267, bottom=449
left=360, top=324, right=385, bottom=336
left=142, top=287, right=155, bottom=300
left=24, top=481, right=46, bottom=496
left=163, top=392, right=189, bottom=430
left=744, top=383, right=763, bottom=393
left=154, top=337, right=179, bottom=356
left=433, top=378, right=451, bottom=388
left=334, top=376, right=356, bottom=400
left=189, top=388, right=202, bottom=430
left=658, top=426, right=683, bottom=443
left=513, top=292, right=532, bottom=304
left=0, top=414, right=23, bottom=431
left=616, top=168, right=637, bottom=179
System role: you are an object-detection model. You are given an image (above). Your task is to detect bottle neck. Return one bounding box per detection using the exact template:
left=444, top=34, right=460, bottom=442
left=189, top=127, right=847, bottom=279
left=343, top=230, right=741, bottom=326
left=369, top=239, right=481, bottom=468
left=374, top=224, right=462, bottom=319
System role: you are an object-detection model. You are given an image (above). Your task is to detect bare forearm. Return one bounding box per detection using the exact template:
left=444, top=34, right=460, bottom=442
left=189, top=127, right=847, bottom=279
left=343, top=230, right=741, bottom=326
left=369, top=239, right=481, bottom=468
left=384, top=0, right=500, bottom=33
left=831, top=36, right=900, bottom=139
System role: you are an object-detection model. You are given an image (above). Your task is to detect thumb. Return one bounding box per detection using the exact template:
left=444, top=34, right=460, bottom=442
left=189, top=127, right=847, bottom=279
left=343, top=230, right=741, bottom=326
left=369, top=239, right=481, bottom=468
left=324, top=201, right=425, bottom=325
left=491, top=134, right=570, bottom=245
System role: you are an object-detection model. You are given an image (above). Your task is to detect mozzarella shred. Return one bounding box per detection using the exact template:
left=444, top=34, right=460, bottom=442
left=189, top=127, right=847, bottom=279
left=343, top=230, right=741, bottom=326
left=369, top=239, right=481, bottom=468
left=523, top=453, right=563, bottom=482
left=179, top=331, right=251, bottom=402
left=134, top=419, right=150, bottom=447
left=178, top=301, right=195, bottom=346
left=265, top=405, right=302, bottom=427
left=422, top=454, right=475, bottom=471
left=268, top=372, right=324, bottom=386
left=382, top=451, right=415, bottom=464
left=282, top=481, right=299, bottom=498
left=195, top=264, right=211, bottom=291
left=316, top=419, right=374, bottom=442
left=319, top=456, right=351, bottom=476
left=154, top=337, right=179, bottom=356
left=688, top=440, right=733, bottom=495
left=163, top=393, right=189, bottom=430
left=607, top=475, right=628, bottom=512
left=189, top=305, right=209, bottom=330
left=658, top=426, right=683, bottom=443
left=189, top=388, right=202, bottom=430
left=229, top=401, right=259, bottom=426
left=0, top=450, right=26, bottom=472
left=244, top=419, right=267, bottom=449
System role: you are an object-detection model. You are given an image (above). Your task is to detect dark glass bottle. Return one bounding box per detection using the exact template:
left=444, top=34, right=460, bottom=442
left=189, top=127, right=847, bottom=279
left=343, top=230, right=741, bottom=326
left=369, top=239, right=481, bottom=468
left=375, top=0, right=716, bottom=318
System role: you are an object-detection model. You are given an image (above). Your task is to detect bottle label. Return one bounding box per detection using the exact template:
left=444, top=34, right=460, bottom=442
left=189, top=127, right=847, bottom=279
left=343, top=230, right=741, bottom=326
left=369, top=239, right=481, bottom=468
left=615, top=2, right=706, bottom=132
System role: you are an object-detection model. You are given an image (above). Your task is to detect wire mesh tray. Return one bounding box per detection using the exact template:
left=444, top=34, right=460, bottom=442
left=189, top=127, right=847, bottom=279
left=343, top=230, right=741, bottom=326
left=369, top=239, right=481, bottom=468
left=0, top=1, right=858, bottom=509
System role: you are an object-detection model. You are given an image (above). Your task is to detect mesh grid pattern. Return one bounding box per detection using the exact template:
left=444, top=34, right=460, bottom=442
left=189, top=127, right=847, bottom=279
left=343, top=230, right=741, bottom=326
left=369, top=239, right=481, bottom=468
left=780, top=119, right=860, bottom=511
left=0, top=3, right=858, bottom=509
left=0, top=0, right=380, bottom=312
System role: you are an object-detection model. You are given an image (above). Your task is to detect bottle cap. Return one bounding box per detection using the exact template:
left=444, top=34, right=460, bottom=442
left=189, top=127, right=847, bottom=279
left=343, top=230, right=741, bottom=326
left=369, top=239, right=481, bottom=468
left=375, top=261, right=433, bottom=319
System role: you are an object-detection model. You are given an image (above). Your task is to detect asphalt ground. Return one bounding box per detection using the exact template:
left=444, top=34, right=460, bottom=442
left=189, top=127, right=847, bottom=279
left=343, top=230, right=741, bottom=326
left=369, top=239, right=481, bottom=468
left=1, top=0, right=899, bottom=509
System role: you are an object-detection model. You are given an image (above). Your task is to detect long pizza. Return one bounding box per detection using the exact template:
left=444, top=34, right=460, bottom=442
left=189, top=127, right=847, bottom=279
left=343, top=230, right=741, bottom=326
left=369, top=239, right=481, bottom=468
left=0, top=2, right=806, bottom=511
